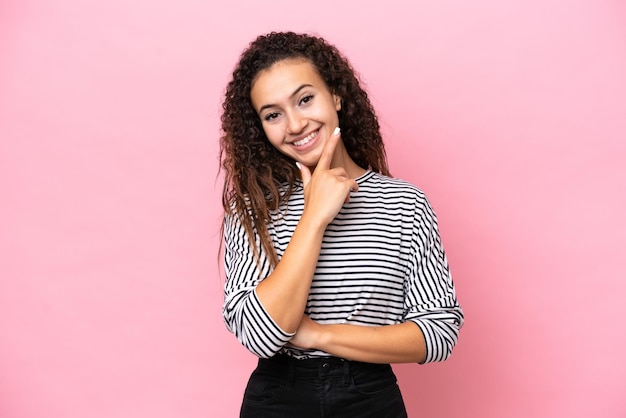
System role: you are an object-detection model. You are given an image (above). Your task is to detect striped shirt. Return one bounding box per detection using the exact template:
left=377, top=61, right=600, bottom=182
left=223, top=170, right=463, bottom=363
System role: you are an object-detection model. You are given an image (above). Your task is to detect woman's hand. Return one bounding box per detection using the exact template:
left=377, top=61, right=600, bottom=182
left=288, top=315, right=323, bottom=350
left=297, top=128, right=359, bottom=227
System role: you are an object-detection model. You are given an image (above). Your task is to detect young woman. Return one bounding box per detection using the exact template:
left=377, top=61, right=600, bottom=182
left=220, top=31, right=463, bottom=417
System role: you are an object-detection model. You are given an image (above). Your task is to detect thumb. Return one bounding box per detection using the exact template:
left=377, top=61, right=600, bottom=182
left=296, top=162, right=311, bottom=188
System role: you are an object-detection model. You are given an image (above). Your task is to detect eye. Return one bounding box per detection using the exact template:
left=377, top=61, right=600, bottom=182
left=264, top=112, right=280, bottom=121
left=299, top=95, right=314, bottom=105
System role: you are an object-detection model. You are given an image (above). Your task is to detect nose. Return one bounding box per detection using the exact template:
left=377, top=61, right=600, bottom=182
left=285, top=110, right=307, bottom=134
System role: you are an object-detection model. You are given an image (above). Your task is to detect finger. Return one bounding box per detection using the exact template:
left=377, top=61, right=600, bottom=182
left=349, top=180, right=359, bottom=193
left=316, top=127, right=341, bottom=170
left=344, top=180, right=359, bottom=203
left=296, top=162, right=312, bottom=189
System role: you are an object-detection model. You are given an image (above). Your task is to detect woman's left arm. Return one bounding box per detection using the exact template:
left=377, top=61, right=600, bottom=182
left=290, top=316, right=428, bottom=364
left=291, top=192, right=464, bottom=364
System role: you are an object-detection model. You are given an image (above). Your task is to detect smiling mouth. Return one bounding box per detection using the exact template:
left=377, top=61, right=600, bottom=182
left=292, top=130, right=319, bottom=147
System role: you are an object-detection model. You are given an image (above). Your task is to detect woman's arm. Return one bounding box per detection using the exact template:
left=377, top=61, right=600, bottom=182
left=255, top=130, right=358, bottom=334
left=290, top=316, right=428, bottom=363
left=289, top=191, right=464, bottom=364
left=224, top=129, right=359, bottom=358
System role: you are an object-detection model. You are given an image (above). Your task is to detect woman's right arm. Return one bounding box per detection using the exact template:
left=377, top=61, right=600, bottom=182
left=223, top=130, right=357, bottom=357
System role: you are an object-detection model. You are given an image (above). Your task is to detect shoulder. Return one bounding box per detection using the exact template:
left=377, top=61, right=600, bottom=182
left=361, top=171, right=429, bottom=203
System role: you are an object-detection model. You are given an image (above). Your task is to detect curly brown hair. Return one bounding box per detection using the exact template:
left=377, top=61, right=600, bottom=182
left=220, top=31, right=390, bottom=268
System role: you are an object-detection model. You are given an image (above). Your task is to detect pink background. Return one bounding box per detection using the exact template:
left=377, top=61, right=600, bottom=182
left=1, top=0, right=625, bottom=417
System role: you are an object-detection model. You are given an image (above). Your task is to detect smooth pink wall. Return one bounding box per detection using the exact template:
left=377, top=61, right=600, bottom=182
left=1, top=1, right=625, bottom=417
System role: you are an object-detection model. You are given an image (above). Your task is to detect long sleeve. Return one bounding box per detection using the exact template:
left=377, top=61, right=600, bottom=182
left=222, top=172, right=463, bottom=361
left=404, top=197, right=464, bottom=363
left=222, top=213, right=295, bottom=358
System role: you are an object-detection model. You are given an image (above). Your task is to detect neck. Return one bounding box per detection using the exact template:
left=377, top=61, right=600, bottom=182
left=320, top=140, right=367, bottom=179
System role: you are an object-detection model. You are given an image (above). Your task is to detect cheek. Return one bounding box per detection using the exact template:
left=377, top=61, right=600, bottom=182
left=262, top=124, right=284, bottom=146
left=308, top=108, right=335, bottom=124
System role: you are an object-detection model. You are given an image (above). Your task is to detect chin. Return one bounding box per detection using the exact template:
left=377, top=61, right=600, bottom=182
left=297, top=155, right=322, bottom=169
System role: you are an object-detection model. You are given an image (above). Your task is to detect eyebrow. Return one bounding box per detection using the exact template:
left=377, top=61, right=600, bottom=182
left=257, top=84, right=314, bottom=113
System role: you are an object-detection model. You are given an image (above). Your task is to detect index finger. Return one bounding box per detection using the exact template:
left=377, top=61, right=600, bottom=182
left=317, top=127, right=341, bottom=170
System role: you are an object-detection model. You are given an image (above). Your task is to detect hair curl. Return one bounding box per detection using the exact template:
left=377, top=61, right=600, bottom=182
left=220, top=31, right=390, bottom=267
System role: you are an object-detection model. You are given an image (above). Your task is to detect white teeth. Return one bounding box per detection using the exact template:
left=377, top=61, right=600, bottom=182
left=293, top=130, right=318, bottom=146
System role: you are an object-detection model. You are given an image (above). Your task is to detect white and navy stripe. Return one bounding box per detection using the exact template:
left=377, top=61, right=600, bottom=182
left=223, top=171, right=463, bottom=363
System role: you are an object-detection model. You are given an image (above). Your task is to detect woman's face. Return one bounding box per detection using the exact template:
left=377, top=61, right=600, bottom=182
left=250, top=58, right=341, bottom=170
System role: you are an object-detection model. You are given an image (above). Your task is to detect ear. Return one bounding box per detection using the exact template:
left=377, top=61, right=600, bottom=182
left=333, top=94, right=342, bottom=111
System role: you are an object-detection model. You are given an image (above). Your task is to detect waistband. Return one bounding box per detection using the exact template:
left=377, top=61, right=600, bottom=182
left=257, top=353, right=392, bottom=380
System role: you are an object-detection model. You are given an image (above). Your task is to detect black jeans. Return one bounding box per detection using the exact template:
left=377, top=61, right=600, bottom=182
left=240, top=354, right=408, bottom=418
